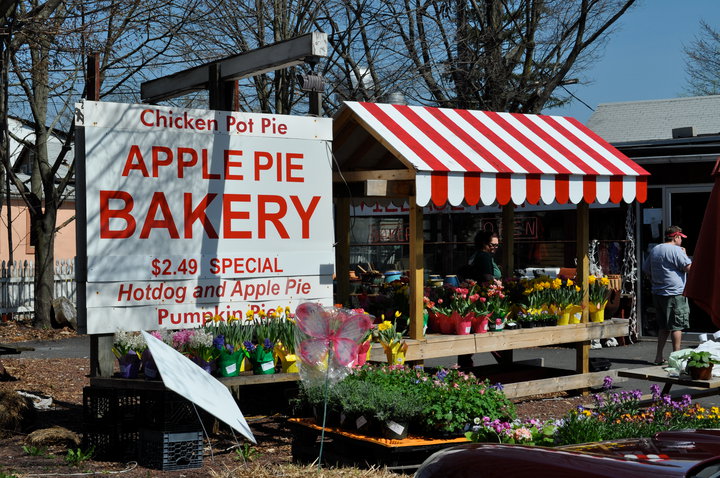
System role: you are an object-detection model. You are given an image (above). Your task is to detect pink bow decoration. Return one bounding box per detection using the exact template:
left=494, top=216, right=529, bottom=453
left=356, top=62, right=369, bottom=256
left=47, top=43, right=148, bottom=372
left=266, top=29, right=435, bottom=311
left=295, top=303, right=373, bottom=368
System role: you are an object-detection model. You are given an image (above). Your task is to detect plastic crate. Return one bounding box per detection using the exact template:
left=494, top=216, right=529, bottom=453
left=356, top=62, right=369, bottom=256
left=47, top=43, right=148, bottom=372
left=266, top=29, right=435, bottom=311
left=140, top=390, right=201, bottom=432
left=139, top=429, right=204, bottom=471
left=82, top=426, right=140, bottom=461
left=83, top=386, right=142, bottom=425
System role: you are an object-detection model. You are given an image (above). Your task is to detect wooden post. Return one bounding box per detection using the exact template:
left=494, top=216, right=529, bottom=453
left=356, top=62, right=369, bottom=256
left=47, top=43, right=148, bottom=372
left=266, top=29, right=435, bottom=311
left=208, top=63, right=236, bottom=111
left=501, top=204, right=514, bottom=277
left=575, top=201, right=590, bottom=376
left=408, top=196, right=424, bottom=340
left=334, top=197, right=350, bottom=307
left=86, top=53, right=115, bottom=378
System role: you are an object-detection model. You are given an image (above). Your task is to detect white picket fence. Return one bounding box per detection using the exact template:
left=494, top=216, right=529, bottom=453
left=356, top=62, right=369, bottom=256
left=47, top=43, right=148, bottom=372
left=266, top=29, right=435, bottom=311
left=0, top=259, right=76, bottom=316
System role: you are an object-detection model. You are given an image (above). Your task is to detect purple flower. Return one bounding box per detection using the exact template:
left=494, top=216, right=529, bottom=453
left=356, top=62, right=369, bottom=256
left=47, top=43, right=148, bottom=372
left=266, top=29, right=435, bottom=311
left=243, top=341, right=256, bottom=352
left=262, top=337, right=274, bottom=351
left=603, top=375, right=613, bottom=390
left=213, top=335, right=225, bottom=350
left=650, top=384, right=661, bottom=399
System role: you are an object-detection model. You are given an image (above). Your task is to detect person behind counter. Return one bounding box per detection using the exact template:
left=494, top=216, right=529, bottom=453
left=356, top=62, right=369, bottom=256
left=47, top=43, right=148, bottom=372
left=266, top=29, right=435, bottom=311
left=466, top=230, right=501, bottom=283
left=458, top=230, right=502, bottom=368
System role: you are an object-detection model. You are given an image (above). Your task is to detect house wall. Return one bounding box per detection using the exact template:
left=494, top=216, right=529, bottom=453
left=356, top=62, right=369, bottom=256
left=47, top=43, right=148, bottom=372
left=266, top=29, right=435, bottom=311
left=0, top=199, right=76, bottom=262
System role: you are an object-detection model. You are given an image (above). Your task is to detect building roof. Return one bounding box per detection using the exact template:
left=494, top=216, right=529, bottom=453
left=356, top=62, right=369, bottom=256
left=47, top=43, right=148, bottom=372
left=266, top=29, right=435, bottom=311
left=587, top=95, right=720, bottom=143
left=334, top=102, right=648, bottom=207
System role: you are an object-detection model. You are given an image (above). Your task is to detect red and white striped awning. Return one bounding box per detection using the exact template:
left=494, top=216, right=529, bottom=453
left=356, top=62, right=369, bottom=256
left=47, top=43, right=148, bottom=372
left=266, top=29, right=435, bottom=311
left=340, top=101, right=649, bottom=207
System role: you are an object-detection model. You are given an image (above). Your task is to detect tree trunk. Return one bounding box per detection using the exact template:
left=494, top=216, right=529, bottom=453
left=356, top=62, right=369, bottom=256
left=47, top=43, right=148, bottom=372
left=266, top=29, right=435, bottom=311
left=32, top=207, right=56, bottom=329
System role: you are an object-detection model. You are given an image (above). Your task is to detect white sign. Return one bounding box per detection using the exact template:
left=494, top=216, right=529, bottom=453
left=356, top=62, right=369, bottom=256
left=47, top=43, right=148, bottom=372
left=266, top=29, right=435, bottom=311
left=141, top=331, right=256, bottom=443
left=77, top=101, right=334, bottom=333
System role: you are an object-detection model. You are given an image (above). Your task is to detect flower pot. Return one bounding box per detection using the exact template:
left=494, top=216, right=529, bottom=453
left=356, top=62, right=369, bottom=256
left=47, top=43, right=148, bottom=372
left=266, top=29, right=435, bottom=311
left=439, top=312, right=455, bottom=334
left=275, top=344, right=300, bottom=373
left=567, top=305, right=583, bottom=324
left=251, top=347, right=276, bottom=374
left=454, top=312, right=473, bottom=335
left=117, top=351, right=140, bottom=379
left=689, top=364, right=713, bottom=380
left=381, top=419, right=409, bottom=440
left=383, top=342, right=407, bottom=366
left=192, top=357, right=215, bottom=374
left=589, top=301, right=608, bottom=323
left=354, top=414, right=375, bottom=435
left=471, top=314, right=490, bottom=334
left=141, top=350, right=160, bottom=380
left=353, top=341, right=372, bottom=367
left=558, top=310, right=571, bottom=326
left=218, top=351, right=243, bottom=377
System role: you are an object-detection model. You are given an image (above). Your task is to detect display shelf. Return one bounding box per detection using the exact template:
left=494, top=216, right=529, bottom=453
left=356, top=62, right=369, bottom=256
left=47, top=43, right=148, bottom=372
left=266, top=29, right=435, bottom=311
left=368, top=319, right=629, bottom=362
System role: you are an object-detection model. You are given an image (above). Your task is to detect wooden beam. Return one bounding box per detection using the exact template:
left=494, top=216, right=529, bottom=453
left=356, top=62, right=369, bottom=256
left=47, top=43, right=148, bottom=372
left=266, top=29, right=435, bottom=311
left=141, top=32, right=328, bottom=104
left=408, top=197, right=424, bottom=340
left=502, top=370, right=624, bottom=399
left=335, top=197, right=351, bottom=307
left=501, top=204, right=514, bottom=277
left=576, top=201, right=590, bottom=376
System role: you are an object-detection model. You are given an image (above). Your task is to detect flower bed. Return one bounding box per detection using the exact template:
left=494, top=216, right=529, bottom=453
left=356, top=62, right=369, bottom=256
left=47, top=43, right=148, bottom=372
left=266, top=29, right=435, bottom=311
left=467, top=376, right=720, bottom=446
left=293, top=364, right=516, bottom=439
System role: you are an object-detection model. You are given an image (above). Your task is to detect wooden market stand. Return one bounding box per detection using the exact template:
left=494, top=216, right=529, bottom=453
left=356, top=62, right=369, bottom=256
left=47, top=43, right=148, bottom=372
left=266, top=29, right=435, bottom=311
left=332, top=101, right=649, bottom=396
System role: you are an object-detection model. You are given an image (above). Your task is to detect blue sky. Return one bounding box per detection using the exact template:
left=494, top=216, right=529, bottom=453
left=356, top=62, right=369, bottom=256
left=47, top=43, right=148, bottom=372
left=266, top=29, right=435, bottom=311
left=543, top=0, right=720, bottom=123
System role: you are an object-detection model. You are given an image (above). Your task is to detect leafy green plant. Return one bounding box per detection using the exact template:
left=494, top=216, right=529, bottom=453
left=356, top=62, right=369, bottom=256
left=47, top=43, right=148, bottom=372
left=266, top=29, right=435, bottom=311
left=296, top=364, right=516, bottom=436
left=0, top=472, right=19, bottom=478
left=683, top=350, right=720, bottom=368
left=234, top=443, right=259, bottom=462
left=22, top=445, right=49, bottom=457
left=64, top=447, right=94, bottom=466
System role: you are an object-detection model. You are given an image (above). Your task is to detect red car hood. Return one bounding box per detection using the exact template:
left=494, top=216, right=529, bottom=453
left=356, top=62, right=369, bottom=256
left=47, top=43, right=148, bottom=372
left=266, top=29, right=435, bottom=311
left=414, top=429, right=720, bottom=478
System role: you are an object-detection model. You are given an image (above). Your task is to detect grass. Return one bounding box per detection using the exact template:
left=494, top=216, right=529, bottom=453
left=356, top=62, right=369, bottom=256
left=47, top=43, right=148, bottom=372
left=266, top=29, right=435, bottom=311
left=208, top=463, right=404, bottom=477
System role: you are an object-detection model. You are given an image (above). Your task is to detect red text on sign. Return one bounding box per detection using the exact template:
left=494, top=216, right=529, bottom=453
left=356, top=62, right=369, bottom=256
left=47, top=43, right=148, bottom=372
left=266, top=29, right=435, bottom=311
left=98, top=191, right=321, bottom=239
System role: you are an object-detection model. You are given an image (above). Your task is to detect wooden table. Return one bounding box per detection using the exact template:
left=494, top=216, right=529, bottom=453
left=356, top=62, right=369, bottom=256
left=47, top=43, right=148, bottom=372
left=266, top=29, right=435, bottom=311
left=618, top=365, right=720, bottom=398
left=369, top=319, right=628, bottom=362
left=88, top=320, right=629, bottom=400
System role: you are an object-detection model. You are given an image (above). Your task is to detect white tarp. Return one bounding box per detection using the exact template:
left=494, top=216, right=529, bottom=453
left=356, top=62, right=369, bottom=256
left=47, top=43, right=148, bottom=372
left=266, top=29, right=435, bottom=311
left=141, top=331, right=256, bottom=443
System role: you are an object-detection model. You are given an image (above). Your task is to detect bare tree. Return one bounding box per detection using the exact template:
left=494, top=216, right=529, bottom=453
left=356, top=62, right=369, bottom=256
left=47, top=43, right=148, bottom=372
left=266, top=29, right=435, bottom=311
left=684, top=20, right=720, bottom=96
left=376, top=0, right=637, bottom=113
left=3, top=0, right=200, bottom=327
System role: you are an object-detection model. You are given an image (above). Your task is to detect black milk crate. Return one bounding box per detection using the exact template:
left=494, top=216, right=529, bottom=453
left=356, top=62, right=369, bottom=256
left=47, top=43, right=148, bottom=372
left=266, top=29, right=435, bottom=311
left=139, top=429, right=204, bottom=471
left=83, top=386, right=143, bottom=426
left=140, top=390, right=201, bottom=431
left=82, top=425, right=140, bottom=461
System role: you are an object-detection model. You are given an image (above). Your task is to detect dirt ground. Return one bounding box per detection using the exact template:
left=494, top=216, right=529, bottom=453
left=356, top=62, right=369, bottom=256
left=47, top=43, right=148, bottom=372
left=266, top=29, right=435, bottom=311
left=0, top=319, right=585, bottom=477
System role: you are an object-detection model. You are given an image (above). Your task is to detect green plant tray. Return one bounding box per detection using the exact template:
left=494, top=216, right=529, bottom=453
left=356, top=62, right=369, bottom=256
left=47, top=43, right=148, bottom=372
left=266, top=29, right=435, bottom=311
left=288, top=418, right=466, bottom=472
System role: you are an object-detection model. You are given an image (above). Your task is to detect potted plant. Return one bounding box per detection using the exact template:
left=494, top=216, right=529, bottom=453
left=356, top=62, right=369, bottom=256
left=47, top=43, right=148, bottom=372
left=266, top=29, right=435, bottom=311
left=111, top=330, right=145, bottom=379
left=371, top=384, right=423, bottom=439
left=682, top=350, right=719, bottom=380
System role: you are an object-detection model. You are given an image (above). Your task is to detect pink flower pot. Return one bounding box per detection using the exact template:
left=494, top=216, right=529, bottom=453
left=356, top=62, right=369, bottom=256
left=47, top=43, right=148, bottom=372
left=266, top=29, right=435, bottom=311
left=354, top=341, right=372, bottom=367
left=471, top=313, right=491, bottom=334
left=454, top=312, right=473, bottom=335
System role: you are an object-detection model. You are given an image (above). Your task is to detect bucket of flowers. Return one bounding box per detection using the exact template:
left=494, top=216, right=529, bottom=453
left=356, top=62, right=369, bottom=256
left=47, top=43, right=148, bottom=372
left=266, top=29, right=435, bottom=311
left=486, top=280, right=511, bottom=331
left=272, top=306, right=299, bottom=373
left=112, top=330, right=146, bottom=379
left=588, top=275, right=611, bottom=322
left=424, top=283, right=481, bottom=335
left=377, top=318, right=408, bottom=365
left=187, top=328, right=220, bottom=373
